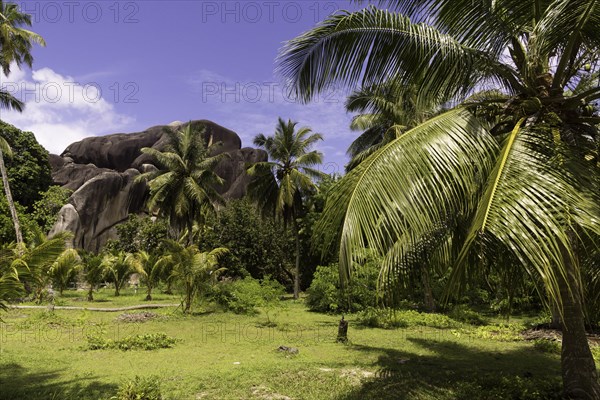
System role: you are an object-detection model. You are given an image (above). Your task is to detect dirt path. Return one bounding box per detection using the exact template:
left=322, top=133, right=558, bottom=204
left=9, top=304, right=180, bottom=312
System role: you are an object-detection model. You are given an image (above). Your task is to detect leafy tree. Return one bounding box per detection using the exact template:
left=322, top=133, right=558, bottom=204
left=279, top=1, right=600, bottom=396
left=0, top=121, right=53, bottom=208
left=163, top=240, right=227, bottom=313
left=247, top=118, right=326, bottom=299
left=202, top=198, right=295, bottom=284
left=128, top=251, right=165, bottom=301
left=138, top=123, right=227, bottom=245
left=48, top=248, right=81, bottom=295
left=101, top=252, right=133, bottom=297
left=106, top=215, right=169, bottom=254
left=32, top=186, right=72, bottom=233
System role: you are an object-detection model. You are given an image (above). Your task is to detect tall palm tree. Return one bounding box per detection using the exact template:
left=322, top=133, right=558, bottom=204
left=0, top=1, right=45, bottom=245
left=247, top=118, right=326, bottom=299
left=138, top=123, right=227, bottom=245
left=279, top=1, right=600, bottom=397
left=345, top=81, right=441, bottom=170
left=0, top=137, right=21, bottom=244
left=162, top=240, right=227, bottom=313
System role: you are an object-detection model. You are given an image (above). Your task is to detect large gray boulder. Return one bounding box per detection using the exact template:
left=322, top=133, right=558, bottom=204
left=50, top=120, right=266, bottom=251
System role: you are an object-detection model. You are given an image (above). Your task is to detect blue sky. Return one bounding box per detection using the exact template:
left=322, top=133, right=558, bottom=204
left=0, top=0, right=367, bottom=174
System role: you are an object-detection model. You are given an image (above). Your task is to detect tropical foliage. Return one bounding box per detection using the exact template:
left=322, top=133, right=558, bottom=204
left=278, top=0, right=600, bottom=397
left=138, top=123, right=227, bottom=245
left=247, top=118, right=326, bottom=298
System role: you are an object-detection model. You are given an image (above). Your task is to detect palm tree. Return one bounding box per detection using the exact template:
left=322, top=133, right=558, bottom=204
left=0, top=1, right=45, bottom=245
left=48, top=249, right=81, bottom=296
left=0, top=137, right=21, bottom=244
left=279, top=2, right=600, bottom=397
left=4, top=230, right=70, bottom=302
left=0, top=1, right=46, bottom=75
left=81, top=253, right=104, bottom=301
left=247, top=118, right=326, bottom=299
left=128, top=251, right=164, bottom=301
left=162, top=240, right=227, bottom=313
left=101, top=252, right=133, bottom=297
left=345, top=81, right=441, bottom=170
left=138, top=123, right=227, bottom=245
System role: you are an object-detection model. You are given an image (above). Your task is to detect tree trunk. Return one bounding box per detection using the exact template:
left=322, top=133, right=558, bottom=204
left=146, top=286, right=152, bottom=301
left=0, top=150, right=22, bottom=245
left=87, top=286, right=94, bottom=301
left=559, top=239, right=600, bottom=399
left=293, top=222, right=300, bottom=300
left=421, top=264, right=436, bottom=312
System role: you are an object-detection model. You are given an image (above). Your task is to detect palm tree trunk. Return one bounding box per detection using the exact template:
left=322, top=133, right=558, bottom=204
left=0, top=150, right=22, bottom=245
left=146, top=285, right=152, bottom=301
left=559, top=238, right=600, bottom=399
left=293, top=221, right=300, bottom=300
left=420, top=264, right=435, bottom=312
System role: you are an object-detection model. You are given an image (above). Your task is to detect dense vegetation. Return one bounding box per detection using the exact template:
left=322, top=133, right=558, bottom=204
left=0, top=0, right=599, bottom=399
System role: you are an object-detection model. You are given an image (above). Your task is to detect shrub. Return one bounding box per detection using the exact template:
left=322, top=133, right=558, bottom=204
left=533, top=339, right=561, bottom=354
left=85, top=333, right=177, bottom=351
left=211, top=276, right=284, bottom=315
left=112, top=375, right=162, bottom=400
left=306, top=261, right=380, bottom=313
left=356, top=307, right=462, bottom=329
left=448, top=304, right=488, bottom=326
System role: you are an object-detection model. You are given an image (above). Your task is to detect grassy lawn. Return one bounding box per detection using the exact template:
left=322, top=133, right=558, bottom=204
left=0, top=290, right=581, bottom=399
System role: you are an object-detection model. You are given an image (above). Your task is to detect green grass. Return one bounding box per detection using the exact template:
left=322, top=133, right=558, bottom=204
left=0, top=291, right=587, bottom=399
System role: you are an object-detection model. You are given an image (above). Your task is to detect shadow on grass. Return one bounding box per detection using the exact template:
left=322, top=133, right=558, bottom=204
left=0, top=363, right=117, bottom=400
left=337, top=338, right=562, bottom=400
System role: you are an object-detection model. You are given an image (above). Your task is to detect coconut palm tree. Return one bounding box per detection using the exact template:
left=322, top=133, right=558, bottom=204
left=247, top=118, right=326, bottom=299
left=279, top=1, right=600, bottom=397
left=162, top=240, right=227, bottom=313
left=101, top=252, right=133, bottom=297
left=137, top=123, right=227, bottom=245
left=48, top=249, right=81, bottom=296
left=0, top=1, right=45, bottom=245
left=0, top=137, right=21, bottom=245
left=81, top=253, right=104, bottom=301
left=345, top=81, right=442, bottom=170
left=128, top=250, right=165, bottom=301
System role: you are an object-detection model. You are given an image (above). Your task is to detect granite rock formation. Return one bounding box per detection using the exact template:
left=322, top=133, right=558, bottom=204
left=49, top=120, right=266, bottom=251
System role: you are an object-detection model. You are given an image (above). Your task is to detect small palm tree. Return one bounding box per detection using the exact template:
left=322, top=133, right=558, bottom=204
left=247, top=118, right=326, bottom=298
left=101, top=252, right=133, bottom=297
left=127, top=251, right=164, bottom=301
left=81, top=253, right=104, bottom=301
left=163, top=240, right=227, bottom=313
left=48, top=249, right=82, bottom=296
left=138, top=123, right=227, bottom=245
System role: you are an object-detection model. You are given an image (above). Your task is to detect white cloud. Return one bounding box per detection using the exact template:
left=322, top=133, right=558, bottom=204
left=0, top=65, right=134, bottom=154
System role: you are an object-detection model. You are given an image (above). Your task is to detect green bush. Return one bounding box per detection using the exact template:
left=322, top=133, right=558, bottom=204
left=112, top=375, right=162, bottom=400
left=85, top=333, right=177, bottom=351
left=533, top=339, right=561, bottom=354
left=211, top=276, right=284, bottom=314
left=306, top=261, right=380, bottom=313
left=356, top=307, right=462, bottom=329
left=448, top=304, right=488, bottom=325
